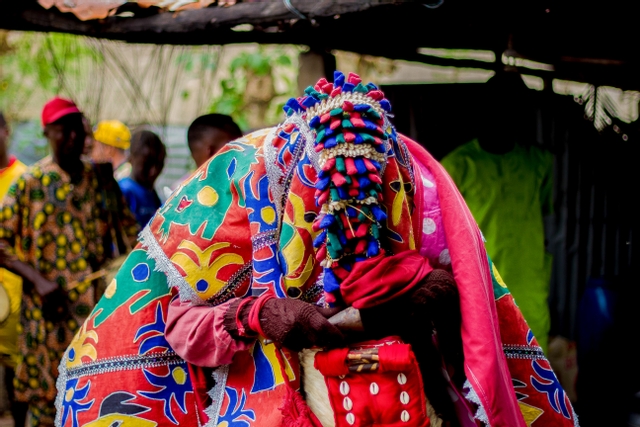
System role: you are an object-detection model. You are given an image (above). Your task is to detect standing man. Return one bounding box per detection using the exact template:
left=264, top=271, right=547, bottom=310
left=441, top=71, right=554, bottom=352
left=90, top=119, right=132, bottom=180
left=0, top=97, right=138, bottom=426
left=187, top=113, right=242, bottom=169
left=168, top=113, right=243, bottom=195
left=118, top=130, right=166, bottom=228
left=0, top=111, right=28, bottom=427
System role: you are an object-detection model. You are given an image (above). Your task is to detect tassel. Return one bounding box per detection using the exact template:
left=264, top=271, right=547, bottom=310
left=358, top=176, right=371, bottom=189
left=355, top=223, right=369, bottom=238
left=336, top=228, right=348, bottom=246
left=347, top=72, right=361, bottom=85
left=315, top=176, right=331, bottom=191
left=345, top=157, right=358, bottom=175
left=354, top=158, right=367, bottom=174
left=319, top=214, right=335, bottom=230
left=317, top=190, right=329, bottom=206
left=323, top=268, right=340, bottom=293
left=315, top=244, right=327, bottom=262
left=343, top=132, right=356, bottom=143
left=337, top=186, right=349, bottom=200
left=363, top=158, right=378, bottom=173
left=321, top=157, right=336, bottom=171
left=313, top=230, right=327, bottom=248
left=366, top=238, right=380, bottom=257
left=354, top=82, right=369, bottom=93
left=355, top=238, right=368, bottom=254
left=301, top=96, right=317, bottom=108
left=371, top=205, right=387, bottom=222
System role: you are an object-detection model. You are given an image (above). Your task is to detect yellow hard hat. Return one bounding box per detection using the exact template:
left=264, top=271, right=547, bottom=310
left=93, top=120, right=131, bottom=150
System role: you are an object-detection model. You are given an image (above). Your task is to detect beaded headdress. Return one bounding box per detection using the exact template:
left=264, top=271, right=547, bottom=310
left=283, top=71, right=396, bottom=304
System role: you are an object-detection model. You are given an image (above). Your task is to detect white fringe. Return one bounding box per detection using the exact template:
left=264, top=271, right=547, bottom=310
left=139, top=224, right=206, bottom=305
left=203, top=365, right=230, bottom=427
left=53, top=353, right=69, bottom=427
left=463, top=379, right=490, bottom=427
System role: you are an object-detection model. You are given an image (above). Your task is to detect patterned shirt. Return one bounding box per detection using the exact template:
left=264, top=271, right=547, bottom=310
left=0, top=156, right=138, bottom=418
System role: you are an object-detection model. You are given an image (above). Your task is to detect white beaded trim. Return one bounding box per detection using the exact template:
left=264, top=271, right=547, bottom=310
left=319, top=144, right=386, bottom=167
left=304, top=91, right=385, bottom=121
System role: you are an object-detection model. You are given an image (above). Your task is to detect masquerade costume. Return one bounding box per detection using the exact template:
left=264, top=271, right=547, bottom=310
left=55, top=73, right=578, bottom=427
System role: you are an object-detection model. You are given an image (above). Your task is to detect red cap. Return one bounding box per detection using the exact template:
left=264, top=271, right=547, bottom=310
left=41, top=96, right=81, bottom=127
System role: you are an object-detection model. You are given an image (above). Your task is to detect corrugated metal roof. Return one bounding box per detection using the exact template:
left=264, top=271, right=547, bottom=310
left=37, top=0, right=220, bottom=21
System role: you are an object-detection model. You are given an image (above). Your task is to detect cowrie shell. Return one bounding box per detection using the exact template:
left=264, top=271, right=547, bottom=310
left=340, top=381, right=350, bottom=395
left=370, top=382, right=380, bottom=395
left=346, top=413, right=355, bottom=425
left=397, top=373, right=407, bottom=385
left=343, top=397, right=353, bottom=411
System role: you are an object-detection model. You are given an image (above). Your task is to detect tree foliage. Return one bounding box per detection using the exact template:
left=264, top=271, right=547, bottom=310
left=209, top=46, right=298, bottom=131
left=0, top=31, right=101, bottom=120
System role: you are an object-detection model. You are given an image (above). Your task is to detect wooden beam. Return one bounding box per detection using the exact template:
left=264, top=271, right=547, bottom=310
left=3, top=1, right=640, bottom=91
left=0, top=1, right=382, bottom=38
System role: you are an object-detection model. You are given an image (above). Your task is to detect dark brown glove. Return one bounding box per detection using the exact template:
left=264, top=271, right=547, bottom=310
left=260, top=298, right=345, bottom=351
left=224, top=297, right=344, bottom=351
left=407, top=269, right=460, bottom=326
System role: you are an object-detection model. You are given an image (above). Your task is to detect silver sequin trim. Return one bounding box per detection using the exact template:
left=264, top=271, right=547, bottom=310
left=396, top=136, right=415, bottom=187
left=263, top=120, right=307, bottom=238
left=139, top=224, right=206, bottom=305
left=288, top=112, right=321, bottom=172
left=503, top=344, right=546, bottom=360
left=203, top=365, right=230, bottom=427
left=263, top=126, right=283, bottom=222
left=54, top=353, right=69, bottom=427
left=206, top=262, right=253, bottom=306
left=252, top=230, right=279, bottom=253
left=304, top=91, right=386, bottom=120
left=66, top=352, right=184, bottom=379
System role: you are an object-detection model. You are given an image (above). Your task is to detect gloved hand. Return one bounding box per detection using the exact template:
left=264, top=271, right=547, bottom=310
left=359, top=269, right=460, bottom=339
left=407, top=269, right=460, bottom=326
left=224, top=296, right=345, bottom=352
left=259, top=298, right=345, bottom=351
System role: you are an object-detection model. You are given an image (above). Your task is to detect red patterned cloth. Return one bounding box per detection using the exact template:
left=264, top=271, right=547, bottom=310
left=315, top=338, right=430, bottom=427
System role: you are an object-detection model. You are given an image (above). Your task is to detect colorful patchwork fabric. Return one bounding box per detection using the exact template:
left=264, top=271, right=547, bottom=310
left=55, top=245, right=197, bottom=427
left=56, top=72, right=577, bottom=427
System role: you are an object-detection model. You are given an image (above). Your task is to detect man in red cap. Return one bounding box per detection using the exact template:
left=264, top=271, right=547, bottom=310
left=0, top=97, right=138, bottom=426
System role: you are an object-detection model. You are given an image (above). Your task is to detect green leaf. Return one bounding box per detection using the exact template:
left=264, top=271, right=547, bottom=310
left=276, top=55, right=292, bottom=66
